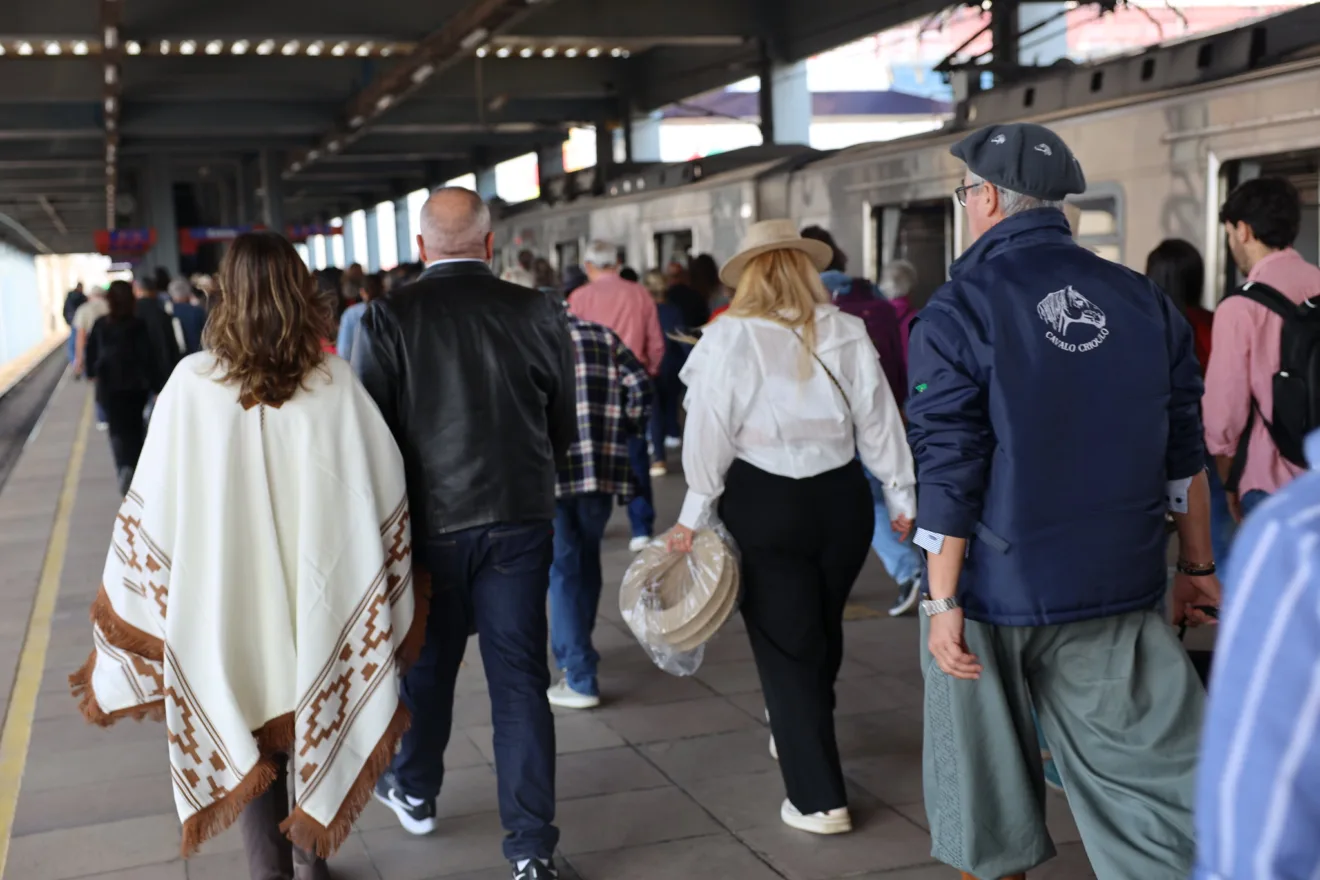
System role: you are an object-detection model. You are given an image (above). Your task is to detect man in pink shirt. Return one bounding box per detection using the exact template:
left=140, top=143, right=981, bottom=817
left=569, top=241, right=666, bottom=550
left=1205, top=177, right=1320, bottom=527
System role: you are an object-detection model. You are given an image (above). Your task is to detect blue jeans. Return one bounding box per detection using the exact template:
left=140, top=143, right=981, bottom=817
left=391, top=522, right=558, bottom=862
left=1205, top=459, right=1235, bottom=568
left=648, top=372, right=682, bottom=462
left=1241, top=489, right=1270, bottom=519
left=66, top=329, right=77, bottom=363
left=549, top=494, right=614, bottom=696
left=864, top=468, right=921, bottom=585
left=626, top=435, right=654, bottom=538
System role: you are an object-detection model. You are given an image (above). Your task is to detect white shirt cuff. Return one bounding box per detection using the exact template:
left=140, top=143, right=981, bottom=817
left=1166, top=476, right=1194, bottom=514
left=880, top=485, right=917, bottom=522
left=678, top=490, right=715, bottom=530
left=914, top=528, right=946, bottom=555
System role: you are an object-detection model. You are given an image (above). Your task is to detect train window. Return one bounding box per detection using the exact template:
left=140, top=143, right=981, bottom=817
left=1249, top=27, right=1268, bottom=67
left=1197, top=43, right=1214, bottom=69
left=556, top=240, right=580, bottom=271
left=872, top=198, right=954, bottom=308
left=654, top=230, right=693, bottom=271
left=1090, top=71, right=1104, bottom=92
left=1141, top=58, right=1156, bottom=81
left=1023, top=87, right=1035, bottom=108
left=1067, top=187, right=1125, bottom=264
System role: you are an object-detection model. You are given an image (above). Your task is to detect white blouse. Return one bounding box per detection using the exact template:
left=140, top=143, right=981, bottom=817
left=677, top=305, right=917, bottom=529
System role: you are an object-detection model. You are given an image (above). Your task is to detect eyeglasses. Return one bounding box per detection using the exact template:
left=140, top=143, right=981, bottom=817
left=954, top=182, right=983, bottom=207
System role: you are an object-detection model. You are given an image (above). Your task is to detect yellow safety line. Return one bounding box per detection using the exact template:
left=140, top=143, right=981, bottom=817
left=0, top=392, right=92, bottom=876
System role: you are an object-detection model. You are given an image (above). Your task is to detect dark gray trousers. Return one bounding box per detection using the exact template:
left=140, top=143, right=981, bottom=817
left=237, top=757, right=331, bottom=880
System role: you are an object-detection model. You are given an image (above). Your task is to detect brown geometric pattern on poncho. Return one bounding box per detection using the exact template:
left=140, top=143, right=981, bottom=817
left=294, top=499, right=411, bottom=802
left=166, top=643, right=242, bottom=814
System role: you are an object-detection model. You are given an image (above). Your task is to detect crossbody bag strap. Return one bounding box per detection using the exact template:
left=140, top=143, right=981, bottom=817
left=794, top=330, right=851, bottom=411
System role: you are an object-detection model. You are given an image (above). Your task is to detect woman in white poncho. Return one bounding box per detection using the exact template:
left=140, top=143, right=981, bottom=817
left=70, top=232, right=426, bottom=880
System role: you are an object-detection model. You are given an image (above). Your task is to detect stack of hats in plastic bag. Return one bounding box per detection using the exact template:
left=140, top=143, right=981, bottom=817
left=620, top=528, right=740, bottom=667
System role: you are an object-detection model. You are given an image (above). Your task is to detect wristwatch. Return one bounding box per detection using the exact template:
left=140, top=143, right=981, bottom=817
left=920, top=596, right=959, bottom=617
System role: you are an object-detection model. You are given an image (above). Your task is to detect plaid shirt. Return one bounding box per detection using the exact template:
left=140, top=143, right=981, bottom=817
left=557, top=313, right=652, bottom=499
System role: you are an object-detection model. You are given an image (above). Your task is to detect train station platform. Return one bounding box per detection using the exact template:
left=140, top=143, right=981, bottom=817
left=0, top=377, right=1097, bottom=880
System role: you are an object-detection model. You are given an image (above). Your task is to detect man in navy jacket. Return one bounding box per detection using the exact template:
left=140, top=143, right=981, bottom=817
left=906, top=122, right=1221, bottom=880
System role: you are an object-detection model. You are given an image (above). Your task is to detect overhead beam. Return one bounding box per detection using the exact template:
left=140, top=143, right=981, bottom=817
left=286, top=0, right=564, bottom=178
left=37, top=195, right=68, bottom=235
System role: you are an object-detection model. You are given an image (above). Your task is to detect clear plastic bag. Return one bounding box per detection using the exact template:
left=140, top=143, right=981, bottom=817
left=618, top=524, right=741, bottom=676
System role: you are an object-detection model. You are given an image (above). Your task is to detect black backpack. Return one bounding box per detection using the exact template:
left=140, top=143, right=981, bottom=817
left=1229, top=281, right=1320, bottom=482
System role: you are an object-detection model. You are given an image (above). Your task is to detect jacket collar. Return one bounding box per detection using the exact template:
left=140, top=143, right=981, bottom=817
left=950, top=208, right=1074, bottom=279
left=419, top=259, right=493, bottom=281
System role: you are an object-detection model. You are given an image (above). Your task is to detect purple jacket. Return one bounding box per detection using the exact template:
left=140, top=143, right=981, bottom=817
left=834, top=279, right=907, bottom=408
left=890, top=295, right=918, bottom=369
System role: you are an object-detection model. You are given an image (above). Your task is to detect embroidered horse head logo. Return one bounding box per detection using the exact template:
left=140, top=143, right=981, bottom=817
left=1036, top=285, right=1105, bottom=337
left=990, top=134, right=1006, bottom=145
left=1034, top=143, right=1053, bottom=156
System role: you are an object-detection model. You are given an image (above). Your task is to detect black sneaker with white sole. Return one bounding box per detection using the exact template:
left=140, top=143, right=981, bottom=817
left=513, top=858, right=558, bottom=880
left=373, top=771, right=437, bottom=835
left=888, top=576, right=920, bottom=617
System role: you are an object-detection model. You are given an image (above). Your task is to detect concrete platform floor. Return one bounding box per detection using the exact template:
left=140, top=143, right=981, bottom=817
left=0, top=379, right=1100, bottom=880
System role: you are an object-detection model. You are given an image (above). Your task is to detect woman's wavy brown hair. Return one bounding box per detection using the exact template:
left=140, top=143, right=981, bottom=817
left=205, top=231, right=333, bottom=407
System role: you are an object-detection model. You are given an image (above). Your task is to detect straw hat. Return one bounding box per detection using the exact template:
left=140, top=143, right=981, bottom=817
left=719, top=219, right=834, bottom=288
left=620, top=529, right=740, bottom=651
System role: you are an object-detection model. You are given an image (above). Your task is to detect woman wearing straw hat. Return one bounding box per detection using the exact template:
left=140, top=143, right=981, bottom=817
left=666, top=219, right=916, bottom=835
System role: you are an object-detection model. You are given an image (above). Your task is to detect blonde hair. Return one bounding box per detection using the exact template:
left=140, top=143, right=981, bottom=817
left=725, top=249, right=830, bottom=354
left=642, top=269, right=668, bottom=301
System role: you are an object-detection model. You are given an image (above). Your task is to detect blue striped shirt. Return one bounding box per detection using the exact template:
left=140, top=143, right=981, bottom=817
left=1194, top=430, right=1320, bottom=880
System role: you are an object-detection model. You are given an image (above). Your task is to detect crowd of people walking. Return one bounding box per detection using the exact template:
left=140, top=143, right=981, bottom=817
left=61, top=118, right=1320, bottom=880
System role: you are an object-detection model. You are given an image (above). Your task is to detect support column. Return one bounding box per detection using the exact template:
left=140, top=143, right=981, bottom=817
left=259, top=149, right=285, bottom=233
left=475, top=168, right=498, bottom=200
left=394, top=196, right=413, bottom=264
left=364, top=206, right=381, bottom=273
left=343, top=212, right=359, bottom=265
left=991, top=0, right=1021, bottom=75
left=629, top=112, right=663, bottom=163
left=538, top=142, right=565, bottom=181
left=759, top=59, right=810, bottom=146
left=595, top=123, right=616, bottom=182
left=146, top=152, right=180, bottom=276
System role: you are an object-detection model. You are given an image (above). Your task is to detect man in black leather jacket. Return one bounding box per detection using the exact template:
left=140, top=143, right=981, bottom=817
left=354, top=187, right=575, bottom=880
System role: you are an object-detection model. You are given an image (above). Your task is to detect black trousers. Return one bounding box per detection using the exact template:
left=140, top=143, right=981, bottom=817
left=719, top=458, right=874, bottom=814
left=99, top=390, right=149, bottom=472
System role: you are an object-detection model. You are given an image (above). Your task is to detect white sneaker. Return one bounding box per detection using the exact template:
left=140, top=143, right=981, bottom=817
left=664, top=436, right=682, bottom=450
left=628, top=536, right=651, bottom=553
left=781, top=799, right=852, bottom=835
left=766, top=709, right=777, bottom=760
left=95, top=422, right=109, bottom=432
left=547, top=678, right=600, bottom=710
left=649, top=462, right=668, bottom=478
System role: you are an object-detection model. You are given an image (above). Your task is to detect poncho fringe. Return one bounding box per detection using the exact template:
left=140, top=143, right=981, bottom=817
left=70, top=573, right=429, bottom=857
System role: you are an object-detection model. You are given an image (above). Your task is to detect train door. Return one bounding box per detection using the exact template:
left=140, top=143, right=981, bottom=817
left=871, top=198, right=954, bottom=308
left=556, top=240, right=581, bottom=271
left=1217, top=152, right=1319, bottom=300
left=654, top=230, right=693, bottom=271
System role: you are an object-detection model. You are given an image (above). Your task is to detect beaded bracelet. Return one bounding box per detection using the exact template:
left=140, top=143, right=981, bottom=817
left=1176, top=559, right=1216, bottom=577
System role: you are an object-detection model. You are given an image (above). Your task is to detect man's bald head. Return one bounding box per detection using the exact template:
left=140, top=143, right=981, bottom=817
left=417, top=187, right=493, bottom=264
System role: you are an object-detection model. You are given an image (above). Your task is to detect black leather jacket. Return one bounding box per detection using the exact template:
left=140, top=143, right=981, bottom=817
left=354, top=261, right=576, bottom=540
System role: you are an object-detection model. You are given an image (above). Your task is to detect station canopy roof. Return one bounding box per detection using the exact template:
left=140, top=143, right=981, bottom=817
left=0, top=0, right=950, bottom=252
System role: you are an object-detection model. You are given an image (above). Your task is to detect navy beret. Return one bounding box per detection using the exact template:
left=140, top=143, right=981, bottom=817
left=951, top=123, right=1086, bottom=201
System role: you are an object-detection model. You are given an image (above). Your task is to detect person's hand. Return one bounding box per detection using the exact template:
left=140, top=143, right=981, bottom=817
left=892, top=515, right=914, bottom=542
left=1226, top=490, right=1244, bottom=524
left=928, top=608, right=982, bottom=680
left=666, top=525, right=695, bottom=554
left=1172, top=571, right=1222, bottom=627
